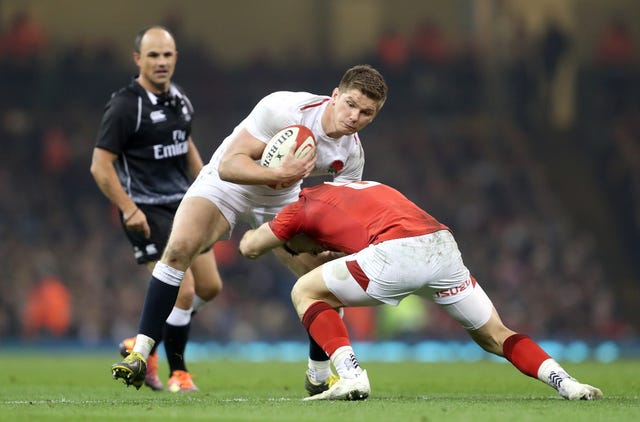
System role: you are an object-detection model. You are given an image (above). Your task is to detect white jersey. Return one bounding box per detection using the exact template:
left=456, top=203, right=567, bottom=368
left=210, top=90, right=364, bottom=183
left=185, top=91, right=366, bottom=236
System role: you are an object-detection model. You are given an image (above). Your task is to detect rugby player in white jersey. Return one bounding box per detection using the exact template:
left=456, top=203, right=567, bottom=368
left=111, top=65, right=388, bottom=395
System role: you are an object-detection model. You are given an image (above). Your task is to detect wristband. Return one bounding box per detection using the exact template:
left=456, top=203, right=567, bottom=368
left=124, top=208, right=139, bottom=223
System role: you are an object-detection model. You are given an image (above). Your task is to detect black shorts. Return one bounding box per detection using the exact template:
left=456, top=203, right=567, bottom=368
left=122, top=202, right=179, bottom=265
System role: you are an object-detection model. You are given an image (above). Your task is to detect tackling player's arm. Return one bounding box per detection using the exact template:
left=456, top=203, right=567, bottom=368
left=90, top=147, right=151, bottom=238
left=239, top=222, right=330, bottom=261
left=241, top=226, right=343, bottom=280
left=218, top=128, right=315, bottom=186
left=238, top=223, right=285, bottom=260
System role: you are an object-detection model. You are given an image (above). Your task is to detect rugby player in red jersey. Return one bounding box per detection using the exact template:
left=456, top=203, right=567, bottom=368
left=239, top=181, right=603, bottom=401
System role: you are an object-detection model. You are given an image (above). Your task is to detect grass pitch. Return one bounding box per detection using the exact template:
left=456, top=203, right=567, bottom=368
left=0, top=350, right=638, bottom=421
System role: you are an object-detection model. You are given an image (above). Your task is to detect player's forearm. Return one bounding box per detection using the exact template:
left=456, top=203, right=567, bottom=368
left=219, top=153, right=289, bottom=186
left=238, top=225, right=284, bottom=259
left=100, top=183, right=137, bottom=216
left=90, top=148, right=137, bottom=215
left=90, top=168, right=137, bottom=216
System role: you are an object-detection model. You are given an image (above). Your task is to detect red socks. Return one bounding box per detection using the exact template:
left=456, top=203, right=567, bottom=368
left=503, top=333, right=551, bottom=378
left=302, top=301, right=351, bottom=357
left=302, top=306, right=551, bottom=380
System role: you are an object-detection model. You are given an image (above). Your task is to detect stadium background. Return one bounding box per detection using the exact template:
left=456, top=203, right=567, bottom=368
left=0, top=0, right=638, bottom=362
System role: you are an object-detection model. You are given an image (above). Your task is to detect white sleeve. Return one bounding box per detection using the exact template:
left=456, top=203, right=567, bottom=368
left=244, top=92, right=299, bottom=142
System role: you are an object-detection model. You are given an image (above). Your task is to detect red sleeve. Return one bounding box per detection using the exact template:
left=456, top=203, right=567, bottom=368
left=268, top=199, right=305, bottom=241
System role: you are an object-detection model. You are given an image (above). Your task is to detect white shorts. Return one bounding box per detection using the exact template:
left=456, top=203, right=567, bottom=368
left=322, top=230, right=493, bottom=330
left=184, top=163, right=300, bottom=238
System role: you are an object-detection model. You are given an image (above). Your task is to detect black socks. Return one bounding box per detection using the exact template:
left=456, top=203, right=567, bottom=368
left=138, top=277, right=180, bottom=343
left=163, top=322, right=190, bottom=373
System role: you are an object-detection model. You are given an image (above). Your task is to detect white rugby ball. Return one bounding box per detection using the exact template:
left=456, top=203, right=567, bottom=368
left=260, top=125, right=316, bottom=169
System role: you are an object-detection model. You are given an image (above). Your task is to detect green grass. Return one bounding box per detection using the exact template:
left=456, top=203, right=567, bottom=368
left=0, top=351, right=638, bottom=421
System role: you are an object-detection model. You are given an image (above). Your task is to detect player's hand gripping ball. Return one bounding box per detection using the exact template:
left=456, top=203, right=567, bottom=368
left=261, top=125, right=316, bottom=189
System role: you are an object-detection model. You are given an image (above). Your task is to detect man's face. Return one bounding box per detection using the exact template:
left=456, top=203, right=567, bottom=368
left=134, top=28, right=177, bottom=92
left=328, top=88, right=382, bottom=136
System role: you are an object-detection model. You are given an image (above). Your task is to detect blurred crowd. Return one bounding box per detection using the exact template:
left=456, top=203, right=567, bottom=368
left=0, top=11, right=638, bottom=346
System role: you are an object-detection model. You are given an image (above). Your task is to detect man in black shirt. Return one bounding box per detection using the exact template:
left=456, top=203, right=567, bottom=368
left=91, top=25, right=222, bottom=392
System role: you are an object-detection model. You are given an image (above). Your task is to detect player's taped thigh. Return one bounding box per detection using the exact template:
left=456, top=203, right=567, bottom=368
left=438, top=283, right=494, bottom=330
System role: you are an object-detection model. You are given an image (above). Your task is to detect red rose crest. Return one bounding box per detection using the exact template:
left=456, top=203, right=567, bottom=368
left=328, top=160, right=344, bottom=174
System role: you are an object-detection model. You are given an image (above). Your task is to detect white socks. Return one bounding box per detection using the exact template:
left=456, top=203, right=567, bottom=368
left=164, top=294, right=206, bottom=327
left=537, top=358, right=571, bottom=390
left=307, top=358, right=332, bottom=383
left=132, top=334, right=155, bottom=360
left=310, top=346, right=363, bottom=382
left=166, top=306, right=192, bottom=326
left=191, top=295, right=207, bottom=312
left=331, top=346, right=363, bottom=379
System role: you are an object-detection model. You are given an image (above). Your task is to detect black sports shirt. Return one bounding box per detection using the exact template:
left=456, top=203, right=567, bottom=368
left=95, top=78, right=195, bottom=204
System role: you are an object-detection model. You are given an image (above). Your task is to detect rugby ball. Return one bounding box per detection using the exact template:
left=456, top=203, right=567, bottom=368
left=260, top=125, right=316, bottom=169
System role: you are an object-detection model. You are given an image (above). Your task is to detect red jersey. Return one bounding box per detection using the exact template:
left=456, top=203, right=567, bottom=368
left=269, top=181, right=449, bottom=254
